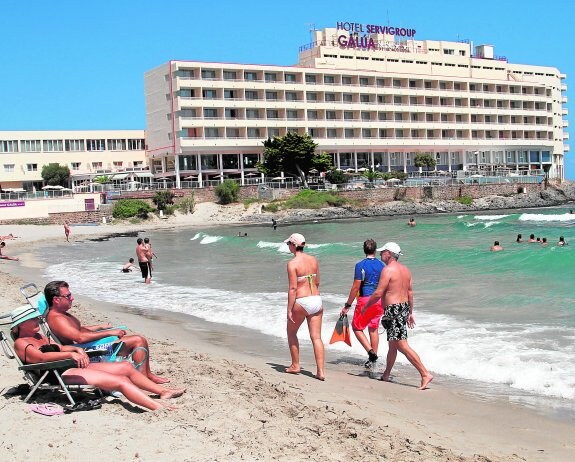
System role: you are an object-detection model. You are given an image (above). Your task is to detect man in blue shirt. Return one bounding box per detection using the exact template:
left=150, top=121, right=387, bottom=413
left=341, top=239, right=385, bottom=368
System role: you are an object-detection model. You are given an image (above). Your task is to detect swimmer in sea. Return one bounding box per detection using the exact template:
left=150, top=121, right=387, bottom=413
left=557, top=236, right=568, bottom=246
left=516, top=234, right=523, bottom=243
left=528, top=234, right=536, bottom=243
left=407, top=217, right=416, bottom=227
left=122, top=258, right=136, bottom=273
left=490, top=241, right=504, bottom=252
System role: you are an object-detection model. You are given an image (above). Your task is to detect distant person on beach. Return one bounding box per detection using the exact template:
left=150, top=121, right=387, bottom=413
left=407, top=218, right=416, bottom=227
left=237, top=232, right=248, bottom=237
left=136, top=238, right=151, bottom=284
left=122, top=258, right=136, bottom=273
left=0, top=233, right=18, bottom=240
left=528, top=234, right=536, bottom=243
left=490, top=241, right=504, bottom=252
left=0, top=241, right=19, bottom=261
left=64, top=221, right=71, bottom=242
left=570, top=210, right=574, bottom=214
left=362, top=242, right=433, bottom=390
left=12, top=306, right=184, bottom=411
left=284, top=233, right=325, bottom=381
left=272, top=218, right=277, bottom=231
left=541, top=237, right=548, bottom=247
left=340, top=239, right=385, bottom=369
left=516, top=234, right=523, bottom=243
left=557, top=236, right=568, bottom=246
left=45, top=280, right=170, bottom=384
left=143, top=237, right=157, bottom=271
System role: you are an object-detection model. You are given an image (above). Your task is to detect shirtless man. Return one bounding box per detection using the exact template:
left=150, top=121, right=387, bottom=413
left=0, top=241, right=19, bottom=261
left=490, top=241, right=504, bottom=252
left=362, top=242, right=433, bottom=390
left=407, top=217, right=416, bottom=227
left=45, top=280, right=169, bottom=384
left=136, top=238, right=151, bottom=284
left=64, top=221, right=71, bottom=242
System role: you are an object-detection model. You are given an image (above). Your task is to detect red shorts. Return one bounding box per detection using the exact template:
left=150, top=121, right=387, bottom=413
left=352, top=296, right=383, bottom=331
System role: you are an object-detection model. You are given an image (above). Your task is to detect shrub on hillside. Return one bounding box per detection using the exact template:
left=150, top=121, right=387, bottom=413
left=177, top=194, right=196, bottom=214
left=284, top=190, right=347, bottom=209
left=215, top=180, right=239, bottom=204
left=112, top=199, right=153, bottom=219
left=456, top=195, right=473, bottom=205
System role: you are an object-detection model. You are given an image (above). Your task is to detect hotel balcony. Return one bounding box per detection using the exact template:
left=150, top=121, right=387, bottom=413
left=561, top=84, right=567, bottom=92
left=563, top=132, right=569, bottom=140
left=563, top=119, right=569, bottom=128
left=565, top=145, right=570, bottom=152
left=562, top=108, right=569, bottom=116
left=562, top=96, right=568, bottom=104
left=560, top=73, right=567, bottom=80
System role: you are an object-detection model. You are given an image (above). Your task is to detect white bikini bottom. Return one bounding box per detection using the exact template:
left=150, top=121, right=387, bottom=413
left=295, top=295, right=323, bottom=316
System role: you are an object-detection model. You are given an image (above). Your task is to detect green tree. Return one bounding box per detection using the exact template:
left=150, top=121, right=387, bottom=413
left=112, top=199, right=153, bottom=219
left=41, top=163, right=70, bottom=186
left=93, top=175, right=112, bottom=184
left=414, top=154, right=436, bottom=172
left=362, top=168, right=381, bottom=184
left=257, top=133, right=332, bottom=187
left=152, top=190, right=175, bottom=211
left=215, top=179, right=239, bottom=204
left=325, top=169, right=347, bottom=185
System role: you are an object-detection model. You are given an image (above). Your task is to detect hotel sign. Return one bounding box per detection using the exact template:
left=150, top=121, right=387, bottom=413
left=336, top=21, right=416, bottom=51
left=0, top=201, right=25, bottom=208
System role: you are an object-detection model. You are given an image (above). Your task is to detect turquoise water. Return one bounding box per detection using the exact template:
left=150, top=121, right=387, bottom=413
left=39, top=205, right=575, bottom=406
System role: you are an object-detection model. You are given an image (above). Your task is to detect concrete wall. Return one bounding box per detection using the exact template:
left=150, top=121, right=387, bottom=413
left=0, top=193, right=101, bottom=221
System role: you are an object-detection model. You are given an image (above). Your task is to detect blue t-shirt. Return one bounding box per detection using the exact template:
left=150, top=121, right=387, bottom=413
left=354, top=257, right=385, bottom=297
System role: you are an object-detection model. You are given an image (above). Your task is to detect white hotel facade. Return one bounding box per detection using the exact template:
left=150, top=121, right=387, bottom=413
left=145, top=25, right=568, bottom=187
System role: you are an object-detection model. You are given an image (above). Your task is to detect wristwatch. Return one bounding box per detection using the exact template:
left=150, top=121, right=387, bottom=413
left=344, top=303, right=352, bottom=308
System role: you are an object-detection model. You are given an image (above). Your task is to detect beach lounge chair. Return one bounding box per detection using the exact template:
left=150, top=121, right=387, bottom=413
left=0, top=309, right=102, bottom=405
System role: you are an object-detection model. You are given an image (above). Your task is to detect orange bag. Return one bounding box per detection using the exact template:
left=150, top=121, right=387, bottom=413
left=329, top=314, right=351, bottom=347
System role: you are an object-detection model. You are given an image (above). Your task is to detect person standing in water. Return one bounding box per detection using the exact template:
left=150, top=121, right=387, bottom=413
left=64, top=221, right=71, bottom=242
left=284, top=233, right=325, bottom=381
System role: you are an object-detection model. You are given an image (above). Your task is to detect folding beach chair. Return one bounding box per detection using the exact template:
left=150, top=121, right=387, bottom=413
left=0, top=310, right=102, bottom=405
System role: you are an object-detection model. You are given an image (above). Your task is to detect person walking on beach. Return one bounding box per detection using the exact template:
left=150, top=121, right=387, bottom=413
left=45, top=280, right=170, bottom=384
left=64, top=221, right=71, bottom=242
left=136, top=238, right=151, bottom=284
left=284, top=233, right=325, bottom=381
left=490, top=241, right=504, bottom=252
left=0, top=241, right=19, bottom=261
left=340, top=239, right=385, bottom=369
left=363, top=242, right=433, bottom=390
left=143, top=237, right=157, bottom=271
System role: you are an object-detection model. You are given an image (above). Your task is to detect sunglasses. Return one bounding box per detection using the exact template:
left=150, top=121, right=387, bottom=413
left=57, top=293, right=73, bottom=300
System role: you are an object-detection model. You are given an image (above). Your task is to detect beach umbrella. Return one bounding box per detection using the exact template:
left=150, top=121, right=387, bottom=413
left=183, top=175, right=196, bottom=180
left=244, top=172, right=257, bottom=177
left=41, top=185, right=57, bottom=190
left=386, top=178, right=401, bottom=183
left=309, top=168, right=318, bottom=174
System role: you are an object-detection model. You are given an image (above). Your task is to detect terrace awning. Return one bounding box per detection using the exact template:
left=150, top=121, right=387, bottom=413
left=111, top=174, right=128, bottom=180
left=134, top=172, right=154, bottom=178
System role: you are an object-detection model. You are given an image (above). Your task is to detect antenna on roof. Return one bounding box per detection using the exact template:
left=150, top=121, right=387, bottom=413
left=306, top=23, right=316, bottom=43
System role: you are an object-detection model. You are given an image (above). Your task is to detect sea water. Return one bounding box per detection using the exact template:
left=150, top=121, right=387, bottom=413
left=39, top=206, right=575, bottom=410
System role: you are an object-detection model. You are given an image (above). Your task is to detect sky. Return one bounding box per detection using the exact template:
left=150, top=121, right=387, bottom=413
left=0, top=0, right=573, bottom=177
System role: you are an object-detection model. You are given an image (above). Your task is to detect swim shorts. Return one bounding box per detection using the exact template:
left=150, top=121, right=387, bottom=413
left=139, top=261, right=149, bottom=279
left=352, top=296, right=383, bottom=330
left=382, top=301, right=410, bottom=341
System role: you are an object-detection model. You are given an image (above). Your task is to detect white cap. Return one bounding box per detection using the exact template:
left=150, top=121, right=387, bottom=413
left=376, top=242, right=403, bottom=255
left=284, top=233, right=306, bottom=246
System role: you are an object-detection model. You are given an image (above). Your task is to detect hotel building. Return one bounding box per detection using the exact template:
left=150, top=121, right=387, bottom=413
left=144, top=24, right=568, bottom=187
left=0, top=130, right=147, bottom=191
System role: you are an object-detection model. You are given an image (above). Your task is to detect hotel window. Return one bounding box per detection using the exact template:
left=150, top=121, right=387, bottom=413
left=411, top=113, right=418, bottom=122
left=26, top=163, right=38, bottom=171
left=306, top=92, right=317, bottom=101
left=344, top=128, right=354, bottom=138
left=128, top=139, right=145, bottom=150
left=324, top=75, right=335, bottom=84
left=226, top=128, right=240, bottom=138
left=359, top=77, right=369, bottom=86
left=454, top=98, right=462, bottom=107
left=305, top=74, right=317, bottom=84
left=224, top=89, right=237, bottom=99
left=243, top=153, right=259, bottom=168
left=308, top=128, right=318, bottom=137
left=71, top=162, right=81, bottom=170
left=469, top=84, right=477, bottom=92
left=441, top=114, right=448, bottom=122
left=327, top=128, right=337, bottom=138
left=268, top=128, right=280, bottom=137
left=223, top=70, right=237, bottom=80
left=245, top=90, right=259, bottom=100
left=264, top=72, right=277, bottom=82
left=286, top=110, right=298, bottom=119
left=201, top=154, right=219, bottom=169
left=393, top=79, right=401, bottom=88
left=202, top=89, right=217, bottom=99
left=427, top=129, right=435, bottom=138
left=411, top=129, right=419, bottom=138
left=390, top=153, right=400, bottom=165
left=456, top=114, right=463, bottom=123
left=182, top=108, right=197, bottom=118
left=285, top=73, right=297, bottom=82
left=344, top=111, right=353, bottom=120
left=107, top=139, right=127, bottom=151
left=377, top=95, right=385, bottom=103
left=43, top=140, right=64, bottom=152
left=180, top=89, right=195, bottom=98
left=443, top=49, right=454, bottom=55
left=246, top=109, right=259, bottom=119
left=4, top=164, right=15, bottom=172
left=134, top=161, right=144, bottom=167
left=459, top=50, right=466, bottom=56
left=343, top=93, right=353, bottom=102
left=440, top=98, right=448, bottom=106
left=87, top=139, right=106, bottom=151
left=379, top=129, right=388, bottom=138
left=91, top=162, right=103, bottom=169
left=394, top=113, right=403, bottom=121
left=409, top=96, right=418, bottom=105
left=426, top=113, right=433, bottom=122
left=179, top=69, right=194, bottom=78
left=506, top=151, right=516, bottom=163
left=393, top=96, right=402, bottom=105
left=454, top=83, right=461, bottom=91
left=424, top=81, right=432, bottom=89
left=456, top=130, right=464, bottom=139
left=266, top=91, right=278, bottom=100
left=395, top=129, right=404, bottom=138
left=222, top=154, right=240, bottom=170
left=360, top=94, right=370, bottom=103
left=113, top=161, right=123, bottom=168
left=326, top=110, right=336, bottom=120
left=247, top=128, right=261, bottom=138
left=267, top=109, right=279, bottom=119
left=64, top=140, right=84, bottom=152
left=205, top=128, right=220, bottom=138
left=201, top=69, right=216, bottom=79
left=285, top=91, right=297, bottom=101
left=439, top=82, right=447, bottom=90
left=378, top=112, right=386, bottom=121
left=376, top=78, right=385, bottom=87
left=342, top=76, right=352, bottom=85
left=361, top=111, right=371, bottom=121
left=362, top=128, right=372, bottom=138
left=21, top=140, right=41, bottom=152
left=409, top=80, right=417, bottom=88
left=204, top=108, right=218, bottom=118
left=244, top=71, right=257, bottom=81
left=325, top=92, right=336, bottom=102
left=225, top=108, right=238, bottom=119
left=518, top=151, right=528, bottom=163
left=1, top=140, right=18, bottom=152
left=307, top=110, right=318, bottom=120
left=425, top=97, right=433, bottom=106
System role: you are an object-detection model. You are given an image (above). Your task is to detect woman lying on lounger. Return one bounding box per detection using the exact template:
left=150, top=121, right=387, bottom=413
left=11, top=307, right=185, bottom=411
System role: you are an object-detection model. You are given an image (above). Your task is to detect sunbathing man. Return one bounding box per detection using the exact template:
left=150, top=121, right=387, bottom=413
left=0, top=241, right=19, bottom=261
left=12, top=306, right=184, bottom=411
left=45, top=280, right=169, bottom=384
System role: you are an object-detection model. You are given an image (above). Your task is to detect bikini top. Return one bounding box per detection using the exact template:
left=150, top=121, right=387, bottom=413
left=23, top=343, right=60, bottom=364
left=297, top=274, right=317, bottom=293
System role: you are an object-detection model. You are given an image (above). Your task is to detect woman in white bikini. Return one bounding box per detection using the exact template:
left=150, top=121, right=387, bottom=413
left=284, top=233, right=325, bottom=381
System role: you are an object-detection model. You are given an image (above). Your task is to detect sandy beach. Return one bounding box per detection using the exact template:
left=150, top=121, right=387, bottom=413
left=1, top=209, right=575, bottom=461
